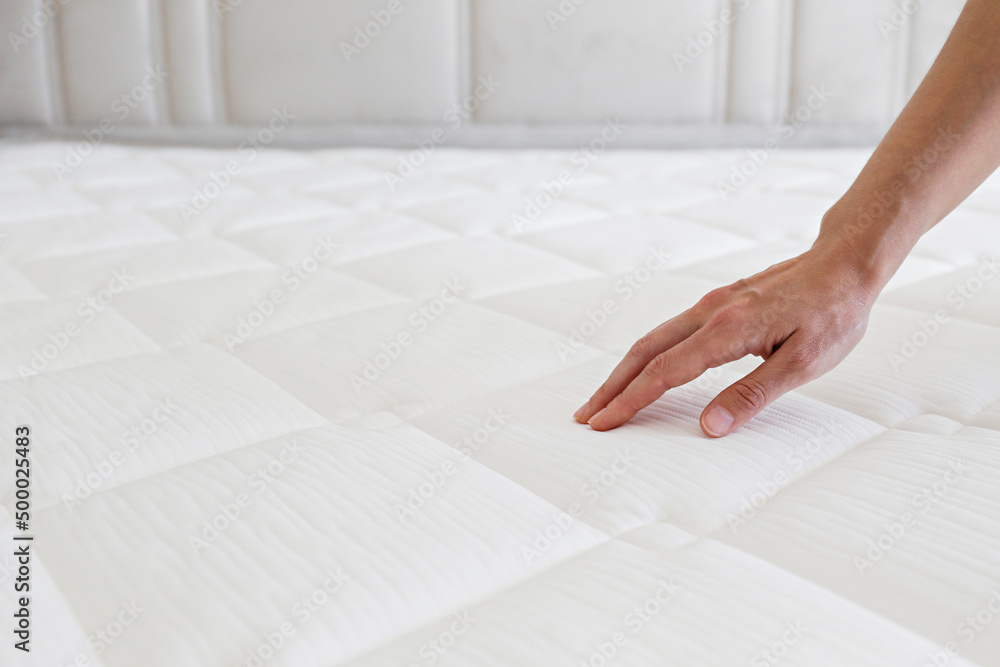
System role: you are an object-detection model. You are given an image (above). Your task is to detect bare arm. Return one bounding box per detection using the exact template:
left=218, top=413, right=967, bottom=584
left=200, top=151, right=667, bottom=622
left=575, top=0, right=1000, bottom=436
left=826, top=0, right=1000, bottom=291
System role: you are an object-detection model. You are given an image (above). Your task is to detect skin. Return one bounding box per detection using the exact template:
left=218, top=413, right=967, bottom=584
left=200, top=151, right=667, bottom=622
left=575, top=0, right=1000, bottom=437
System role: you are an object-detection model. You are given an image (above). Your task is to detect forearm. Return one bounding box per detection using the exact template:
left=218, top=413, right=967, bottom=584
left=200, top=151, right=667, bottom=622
left=817, top=0, right=1000, bottom=295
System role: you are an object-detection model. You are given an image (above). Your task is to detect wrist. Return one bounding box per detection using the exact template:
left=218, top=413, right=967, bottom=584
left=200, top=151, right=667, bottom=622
left=811, top=202, right=913, bottom=303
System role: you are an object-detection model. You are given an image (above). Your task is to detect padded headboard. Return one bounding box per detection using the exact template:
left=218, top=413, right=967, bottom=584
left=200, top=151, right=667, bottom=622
left=0, top=0, right=965, bottom=146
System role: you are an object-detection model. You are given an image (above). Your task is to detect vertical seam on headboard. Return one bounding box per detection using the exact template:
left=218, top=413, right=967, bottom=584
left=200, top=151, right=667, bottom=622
left=147, top=0, right=172, bottom=125
left=42, top=0, right=67, bottom=125
left=715, top=0, right=734, bottom=124
left=775, top=0, right=794, bottom=123
left=205, top=0, right=229, bottom=125
left=458, top=0, right=473, bottom=122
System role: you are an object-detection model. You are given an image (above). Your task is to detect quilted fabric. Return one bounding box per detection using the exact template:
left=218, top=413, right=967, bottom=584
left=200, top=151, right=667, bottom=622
left=1, top=141, right=999, bottom=667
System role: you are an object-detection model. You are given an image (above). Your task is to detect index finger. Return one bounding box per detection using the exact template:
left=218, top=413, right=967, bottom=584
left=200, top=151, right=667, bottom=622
left=588, top=318, right=751, bottom=431
left=574, top=310, right=701, bottom=424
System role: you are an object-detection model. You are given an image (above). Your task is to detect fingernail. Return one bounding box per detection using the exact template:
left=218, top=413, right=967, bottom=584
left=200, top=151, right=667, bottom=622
left=573, top=401, right=590, bottom=423
left=587, top=408, right=606, bottom=428
left=702, top=406, right=734, bottom=437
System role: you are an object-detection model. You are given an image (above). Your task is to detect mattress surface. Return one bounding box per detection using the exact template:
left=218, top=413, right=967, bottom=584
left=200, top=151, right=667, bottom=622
left=1, top=142, right=999, bottom=667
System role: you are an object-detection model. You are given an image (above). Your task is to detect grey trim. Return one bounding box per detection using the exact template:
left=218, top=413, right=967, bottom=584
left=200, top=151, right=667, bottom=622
left=0, top=122, right=887, bottom=149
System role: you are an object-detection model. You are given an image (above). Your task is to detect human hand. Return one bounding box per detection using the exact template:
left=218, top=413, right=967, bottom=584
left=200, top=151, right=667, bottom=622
left=573, top=240, right=879, bottom=437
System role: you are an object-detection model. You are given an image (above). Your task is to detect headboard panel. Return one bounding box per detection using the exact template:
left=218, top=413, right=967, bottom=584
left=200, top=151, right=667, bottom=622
left=0, top=0, right=965, bottom=146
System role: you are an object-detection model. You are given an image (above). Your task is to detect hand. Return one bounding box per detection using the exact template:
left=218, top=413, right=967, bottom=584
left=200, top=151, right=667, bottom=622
left=573, top=240, right=878, bottom=437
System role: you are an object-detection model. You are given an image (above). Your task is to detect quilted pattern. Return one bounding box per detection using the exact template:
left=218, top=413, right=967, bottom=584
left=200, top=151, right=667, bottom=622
left=1, top=142, right=999, bottom=667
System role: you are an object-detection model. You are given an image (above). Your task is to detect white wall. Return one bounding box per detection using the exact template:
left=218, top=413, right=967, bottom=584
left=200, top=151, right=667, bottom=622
left=0, top=0, right=965, bottom=146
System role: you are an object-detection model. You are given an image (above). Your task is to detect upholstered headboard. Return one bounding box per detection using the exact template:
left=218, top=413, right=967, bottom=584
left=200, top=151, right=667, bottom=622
left=0, top=0, right=965, bottom=146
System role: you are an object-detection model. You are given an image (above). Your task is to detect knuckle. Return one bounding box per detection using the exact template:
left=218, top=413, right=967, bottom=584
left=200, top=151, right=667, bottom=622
left=706, top=303, right=744, bottom=329
left=732, top=277, right=752, bottom=293
left=643, top=353, right=670, bottom=380
left=627, top=336, right=653, bottom=361
left=717, top=336, right=745, bottom=362
left=729, top=377, right=769, bottom=413
left=697, top=286, right=730, bottom=310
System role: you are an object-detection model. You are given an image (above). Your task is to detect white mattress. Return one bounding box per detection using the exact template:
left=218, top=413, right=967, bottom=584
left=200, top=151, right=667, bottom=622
left=2, top=142, right=999, bottom=667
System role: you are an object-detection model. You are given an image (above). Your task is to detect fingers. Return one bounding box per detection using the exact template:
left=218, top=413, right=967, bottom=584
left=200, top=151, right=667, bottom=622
left=574, top=312, right=701, bottom=424
left=700, top=333, right=813, bottom=438
left=587, top=323, right=744, bottom=431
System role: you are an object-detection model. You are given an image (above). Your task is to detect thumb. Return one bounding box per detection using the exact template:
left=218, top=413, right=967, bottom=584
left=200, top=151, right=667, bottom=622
left=699, top=340, right=810, bottom=438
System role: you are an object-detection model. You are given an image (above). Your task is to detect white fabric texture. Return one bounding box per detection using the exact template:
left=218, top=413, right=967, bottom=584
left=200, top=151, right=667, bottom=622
left=0, top=0, right=965, bottom=129
left=1, top=142, right=999, bottom=667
